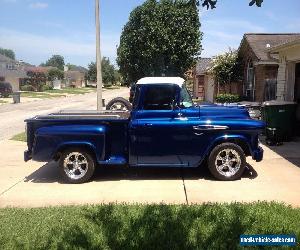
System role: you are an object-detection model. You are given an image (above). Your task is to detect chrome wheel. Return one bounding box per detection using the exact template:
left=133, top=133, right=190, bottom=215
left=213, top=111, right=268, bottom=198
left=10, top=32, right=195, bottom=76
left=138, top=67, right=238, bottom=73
left=110, top=102, right=128, bottom=111
left=215, top=149, right=241, bottom=177
left=63, top=152, right=89, bottom=180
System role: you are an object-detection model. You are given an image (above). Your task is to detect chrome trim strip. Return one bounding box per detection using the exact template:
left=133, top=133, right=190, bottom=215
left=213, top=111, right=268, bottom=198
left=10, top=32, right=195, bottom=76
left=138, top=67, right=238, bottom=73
left=193, top=125, right=229, bottom=130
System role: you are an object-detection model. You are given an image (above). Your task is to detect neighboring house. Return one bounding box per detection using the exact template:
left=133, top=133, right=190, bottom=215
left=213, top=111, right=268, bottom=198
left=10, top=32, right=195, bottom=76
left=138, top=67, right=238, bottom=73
left=24, top=66, right=56, bottom=74
left=193, top=58, right=213, bottom=102
left=238, top=33, right=300, bottom=102
left=193, top=58, right=242, bottom=103
left=64, top=65, right=87, bottom=88
left=0, top=54, right=27, bottom=91
left=23, top=66, right=59, bottom=89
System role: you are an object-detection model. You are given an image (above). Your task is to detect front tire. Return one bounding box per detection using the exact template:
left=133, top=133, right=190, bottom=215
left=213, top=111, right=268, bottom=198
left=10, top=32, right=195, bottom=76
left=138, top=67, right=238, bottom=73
left=59, top=148, right=95, bottom=184
left=208, top=143, right=246, bottom=181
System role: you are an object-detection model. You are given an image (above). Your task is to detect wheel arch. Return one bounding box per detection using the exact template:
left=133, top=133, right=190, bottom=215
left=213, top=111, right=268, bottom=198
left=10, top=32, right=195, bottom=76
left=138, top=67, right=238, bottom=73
left=54, top=142, right=98, bottom=162
left=207, top=135, right=251, bottom=158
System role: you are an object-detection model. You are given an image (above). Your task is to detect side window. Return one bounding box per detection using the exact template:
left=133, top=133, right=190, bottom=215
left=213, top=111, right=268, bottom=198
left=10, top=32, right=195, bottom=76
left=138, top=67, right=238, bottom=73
left=132, top=85, right=141, bottom=110
left=143, top=85, right=175, bottom=110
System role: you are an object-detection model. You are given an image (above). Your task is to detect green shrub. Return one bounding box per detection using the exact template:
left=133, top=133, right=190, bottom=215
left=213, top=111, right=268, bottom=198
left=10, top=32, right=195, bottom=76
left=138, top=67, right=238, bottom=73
left=104, top=83, right=112, bottom=88
left=20, top=85, right=35, bottom=91
left=40, top=84, right=53, bottom=92
left=215, top=94, right=240, bottom=103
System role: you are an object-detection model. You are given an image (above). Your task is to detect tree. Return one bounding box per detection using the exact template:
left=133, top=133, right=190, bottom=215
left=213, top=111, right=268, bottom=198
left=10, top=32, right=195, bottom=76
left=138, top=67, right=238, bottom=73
left=0, top=48, right=15, bottom=60
left=47, top=68, right=64, bottom=82
left=117, top=0, right=202, bottom=85
left=208, top=49, right=242, bottom=93
left=42, top=55, right=65, bottom=70
left=87, top=58, right=118, bottom=86
left=102, top=57, right=117, bottom=85
left=26, top=71, right=47, bottom=91
left=87, top=62, right=97, bottom=82
left=199, top=0, right=263, bottom=9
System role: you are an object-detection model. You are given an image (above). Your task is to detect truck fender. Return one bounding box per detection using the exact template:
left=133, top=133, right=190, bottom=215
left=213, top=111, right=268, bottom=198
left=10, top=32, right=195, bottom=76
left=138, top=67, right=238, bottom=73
left=205, top=134, right=252, bottom=158
left=32, top=125, right=106, bottom=162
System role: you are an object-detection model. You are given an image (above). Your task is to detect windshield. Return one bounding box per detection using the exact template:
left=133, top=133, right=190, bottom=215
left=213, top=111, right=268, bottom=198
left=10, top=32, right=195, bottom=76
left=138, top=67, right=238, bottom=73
left=180, top=84, right=193, bottom=108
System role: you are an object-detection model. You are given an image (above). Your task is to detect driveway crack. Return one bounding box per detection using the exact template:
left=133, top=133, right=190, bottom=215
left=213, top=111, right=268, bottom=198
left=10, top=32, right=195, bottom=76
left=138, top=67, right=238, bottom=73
left=180, top=168, right=189, bottom=205
left=0, top=178, right=24, bottom=196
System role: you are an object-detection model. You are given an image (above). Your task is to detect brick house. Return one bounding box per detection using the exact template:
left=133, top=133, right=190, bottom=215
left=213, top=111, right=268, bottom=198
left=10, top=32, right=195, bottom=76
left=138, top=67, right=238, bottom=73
left=64, top=65, right=87, bottom=88
left=193, top=58, right=243, bottom=102
left=238, top=33, right=300, bottom=102
left=193, top=58, right=213, bottom=101
left=0, top=54, right=27, bottom=91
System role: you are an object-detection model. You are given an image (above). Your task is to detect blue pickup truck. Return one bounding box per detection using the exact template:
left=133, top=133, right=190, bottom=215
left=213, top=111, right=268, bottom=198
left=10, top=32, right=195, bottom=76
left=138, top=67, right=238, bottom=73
left=24, top=77, right=264, bottom=183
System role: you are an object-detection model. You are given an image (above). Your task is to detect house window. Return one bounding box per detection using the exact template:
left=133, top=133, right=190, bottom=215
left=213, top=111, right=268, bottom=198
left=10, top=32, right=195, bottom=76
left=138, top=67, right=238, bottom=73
left=6, top=63, right=15, bottom=70
left=245, top=60, right=255, bottom=100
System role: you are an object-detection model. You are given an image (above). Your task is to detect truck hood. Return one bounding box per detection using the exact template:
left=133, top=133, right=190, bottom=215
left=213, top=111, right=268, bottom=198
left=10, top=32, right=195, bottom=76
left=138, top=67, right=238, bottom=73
left=199, top=105, right=250, bottom=119
left=185, top=105, right=250, bottom=119
left=184, top=105, right=265, bottom=130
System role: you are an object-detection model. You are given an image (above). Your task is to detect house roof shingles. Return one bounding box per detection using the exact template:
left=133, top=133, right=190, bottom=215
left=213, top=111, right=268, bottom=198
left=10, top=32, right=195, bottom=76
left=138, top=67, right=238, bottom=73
left=0, top=54, right=27, bottom=78
left=0, top=68, right=27, bottom=78
left=68, top=65, right=88, bottom=73
left=243, top=33, right=300, bottom=61
left=195, top=58, right=212, bottom=75
left=0, top=54, right=16, bottom=63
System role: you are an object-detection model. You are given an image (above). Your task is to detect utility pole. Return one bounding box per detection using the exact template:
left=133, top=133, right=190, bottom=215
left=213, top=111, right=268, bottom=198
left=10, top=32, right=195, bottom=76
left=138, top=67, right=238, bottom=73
left=95, top=0, right=103, bottom=110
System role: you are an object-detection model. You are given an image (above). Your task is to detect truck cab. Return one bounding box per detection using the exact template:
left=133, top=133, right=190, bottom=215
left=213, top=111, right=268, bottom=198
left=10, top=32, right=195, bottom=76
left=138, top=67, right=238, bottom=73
left=24, top=77, right=264, bottom=183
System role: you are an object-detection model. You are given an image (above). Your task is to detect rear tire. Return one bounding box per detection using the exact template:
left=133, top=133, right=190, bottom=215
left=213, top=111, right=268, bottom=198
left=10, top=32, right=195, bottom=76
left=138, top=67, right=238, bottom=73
left=106, top=97, right=132, bottom=111
left=59, top=147, right=95, bottom=184
left=208, top=143, right=246, bottom=181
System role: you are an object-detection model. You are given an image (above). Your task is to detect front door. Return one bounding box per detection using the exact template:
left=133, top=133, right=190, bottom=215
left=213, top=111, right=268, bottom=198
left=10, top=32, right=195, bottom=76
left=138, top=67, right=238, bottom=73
left=295, top=63, right=300, bottom=103
left=134, top=110, right=189, bottom=166
left=132, top=84, right=189, bottom=166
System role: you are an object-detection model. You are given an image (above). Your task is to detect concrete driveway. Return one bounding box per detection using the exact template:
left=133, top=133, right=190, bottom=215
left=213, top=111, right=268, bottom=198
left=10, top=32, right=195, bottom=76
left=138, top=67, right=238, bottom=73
left=0, top=138, right=300, bottom=208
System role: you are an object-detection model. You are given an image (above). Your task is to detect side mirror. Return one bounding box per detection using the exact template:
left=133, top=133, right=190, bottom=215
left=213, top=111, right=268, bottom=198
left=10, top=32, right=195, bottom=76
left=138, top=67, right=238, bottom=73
left=172, top=99, right=180, bottom=110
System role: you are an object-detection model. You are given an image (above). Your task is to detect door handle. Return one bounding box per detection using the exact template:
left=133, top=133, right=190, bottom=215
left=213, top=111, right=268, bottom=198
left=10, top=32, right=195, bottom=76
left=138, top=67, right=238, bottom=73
left=174, top=112, right=188, bottom=121
left=194, top=132, right=204, bottom=136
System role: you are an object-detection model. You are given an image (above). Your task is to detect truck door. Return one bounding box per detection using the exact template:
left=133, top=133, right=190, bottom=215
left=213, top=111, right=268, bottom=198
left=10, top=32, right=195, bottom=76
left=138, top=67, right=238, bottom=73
left=132, top=84, right=189, bottom=167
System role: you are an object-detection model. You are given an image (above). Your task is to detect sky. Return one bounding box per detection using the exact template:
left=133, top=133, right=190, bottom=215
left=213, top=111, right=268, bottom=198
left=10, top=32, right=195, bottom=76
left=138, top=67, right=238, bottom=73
left=0, top=0, right=299, bottom=68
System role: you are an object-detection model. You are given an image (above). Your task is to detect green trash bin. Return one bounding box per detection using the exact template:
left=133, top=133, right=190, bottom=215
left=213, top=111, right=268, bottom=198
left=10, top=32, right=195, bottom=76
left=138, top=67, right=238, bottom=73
left=262, top=101, right=297, bottom=145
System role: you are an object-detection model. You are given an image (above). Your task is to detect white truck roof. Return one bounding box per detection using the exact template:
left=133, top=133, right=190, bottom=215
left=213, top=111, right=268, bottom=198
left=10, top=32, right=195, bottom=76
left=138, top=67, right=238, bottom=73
left=136, top=77, right=185, bottom=87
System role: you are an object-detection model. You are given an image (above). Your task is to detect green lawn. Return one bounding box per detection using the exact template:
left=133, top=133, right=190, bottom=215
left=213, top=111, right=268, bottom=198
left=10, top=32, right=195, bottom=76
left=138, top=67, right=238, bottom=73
left=0, top=99, right=7, bottom=104
left=10, top=132, right=26, bottom=142
left=103, top=86, right=121, bottom=90
left=0, top=202, right=299, bottom=249
left=46, top=87, right=96, bottom=95
left=20, top=92, right=66, bottom=99
left=19, top=87, right=96, bottom=99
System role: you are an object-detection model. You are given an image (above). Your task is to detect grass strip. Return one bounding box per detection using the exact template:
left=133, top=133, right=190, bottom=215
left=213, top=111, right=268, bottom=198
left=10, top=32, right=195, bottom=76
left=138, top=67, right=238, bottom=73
left=20, top=92, right=66, bottom=98
left=10, top=132, right=26, bottom=142
left=46, top=87, right=96, bottom=95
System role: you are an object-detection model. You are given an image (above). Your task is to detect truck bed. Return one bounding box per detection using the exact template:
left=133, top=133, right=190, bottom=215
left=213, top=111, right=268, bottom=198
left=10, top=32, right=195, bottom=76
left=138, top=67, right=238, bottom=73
left=30, top=110, right=130, bottom=121
left=25, top=110, right=130, bottom=163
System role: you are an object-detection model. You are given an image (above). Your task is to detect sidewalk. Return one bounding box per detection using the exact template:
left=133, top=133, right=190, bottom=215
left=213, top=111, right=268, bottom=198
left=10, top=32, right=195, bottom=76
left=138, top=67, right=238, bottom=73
left=0, top=138, right=300, bottom=208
